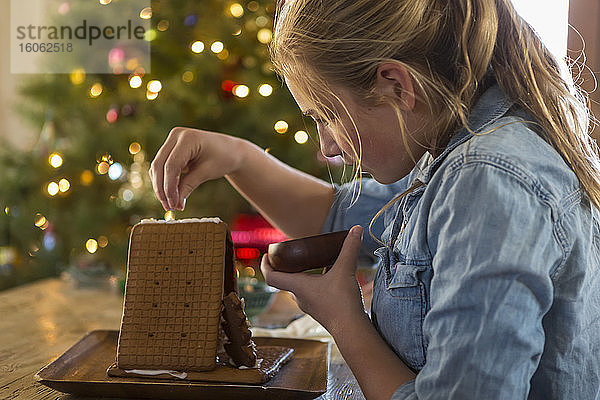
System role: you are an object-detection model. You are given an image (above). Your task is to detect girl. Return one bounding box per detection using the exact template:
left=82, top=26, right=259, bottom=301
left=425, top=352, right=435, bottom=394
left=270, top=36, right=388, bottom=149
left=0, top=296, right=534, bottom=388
left=149, top=0, right=600, bottom=398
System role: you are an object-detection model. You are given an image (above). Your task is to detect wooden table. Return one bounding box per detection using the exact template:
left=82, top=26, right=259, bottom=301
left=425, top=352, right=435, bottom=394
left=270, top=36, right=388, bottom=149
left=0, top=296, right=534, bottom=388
left=0, top=278, right=364, bottom=400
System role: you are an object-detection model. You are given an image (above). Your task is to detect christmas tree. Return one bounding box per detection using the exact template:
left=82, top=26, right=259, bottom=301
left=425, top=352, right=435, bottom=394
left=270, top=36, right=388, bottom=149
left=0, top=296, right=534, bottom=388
left=0, top=0, right=342, bottom=289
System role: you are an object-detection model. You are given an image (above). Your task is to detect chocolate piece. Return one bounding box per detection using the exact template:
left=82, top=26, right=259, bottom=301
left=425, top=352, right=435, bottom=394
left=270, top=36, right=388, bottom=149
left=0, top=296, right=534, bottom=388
left=221, top=292, right=257, bottom=367
left=267, top=230, right=349, bottom=273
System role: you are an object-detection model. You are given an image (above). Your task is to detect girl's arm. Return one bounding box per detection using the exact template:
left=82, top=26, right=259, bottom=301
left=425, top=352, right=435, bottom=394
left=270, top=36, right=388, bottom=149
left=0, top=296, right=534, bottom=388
left=149, top=127, right=334, bottom=238
left=329, top=309, right=417, bottom=399
left=225, top=138, right=335, bottom=238
left=261, top=225, right=416, bottom=400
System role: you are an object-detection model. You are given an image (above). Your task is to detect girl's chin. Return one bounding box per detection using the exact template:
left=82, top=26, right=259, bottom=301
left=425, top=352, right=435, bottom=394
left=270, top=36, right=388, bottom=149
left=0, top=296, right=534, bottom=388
left=366, top=169, right=402, bottom=185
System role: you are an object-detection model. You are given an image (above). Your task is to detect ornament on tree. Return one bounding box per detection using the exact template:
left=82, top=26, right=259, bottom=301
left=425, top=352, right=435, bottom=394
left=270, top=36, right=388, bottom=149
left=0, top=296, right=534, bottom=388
left=42, top=222, right=57, bottom=251
left=106, top=107, right=119, bottom=123
left=121, top=104, right=135, bottom=117
left=184, top=14, right=197, bottom=26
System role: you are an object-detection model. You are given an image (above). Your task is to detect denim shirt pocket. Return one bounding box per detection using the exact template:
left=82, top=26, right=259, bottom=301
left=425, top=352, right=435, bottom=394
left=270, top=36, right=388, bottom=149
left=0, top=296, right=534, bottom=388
left=387, top=262, right=422, bottom=297
left=372, top=247, right=429, bottom=371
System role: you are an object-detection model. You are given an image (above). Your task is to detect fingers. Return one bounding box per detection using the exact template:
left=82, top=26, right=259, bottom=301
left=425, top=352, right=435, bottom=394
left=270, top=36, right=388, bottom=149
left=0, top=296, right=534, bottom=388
left=149, top=128, right=198, bottom=211
left=163, top=139, right=194, bottom=210
left=261, top=226, right=364, bottom=292
left=260, top=254, right=293, bottom=292
left=261, top=254, right=314, bottom=293
left=177, top=166, right=209, bottom=209
left=149, top=132, right=178, bottom=210
left=331, top=225, right=363, bottom=276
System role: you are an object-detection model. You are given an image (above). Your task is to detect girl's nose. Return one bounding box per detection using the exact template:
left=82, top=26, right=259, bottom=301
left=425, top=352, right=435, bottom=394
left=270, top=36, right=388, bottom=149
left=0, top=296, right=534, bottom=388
left=318, top=128, right=341, bottom=158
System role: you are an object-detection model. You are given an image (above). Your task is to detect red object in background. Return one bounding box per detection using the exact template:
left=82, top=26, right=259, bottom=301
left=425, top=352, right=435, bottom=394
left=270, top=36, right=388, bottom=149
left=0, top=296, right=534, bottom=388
left=236, top=247, right=261, bottom=260
left=231, top=214, right=287, bottom=262
left=221, top=80, right=236, bottom=92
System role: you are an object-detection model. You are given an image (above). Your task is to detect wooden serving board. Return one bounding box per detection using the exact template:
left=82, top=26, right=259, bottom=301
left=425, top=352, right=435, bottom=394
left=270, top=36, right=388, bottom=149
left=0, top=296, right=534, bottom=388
left=34, top=330, right=330, bottom=400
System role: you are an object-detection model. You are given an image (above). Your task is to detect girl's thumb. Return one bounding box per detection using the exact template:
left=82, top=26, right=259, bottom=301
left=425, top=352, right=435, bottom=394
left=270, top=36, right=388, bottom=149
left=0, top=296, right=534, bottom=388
left=177, top=169, right=207, bottom=209
left=332, top=225, right=363, bottom=275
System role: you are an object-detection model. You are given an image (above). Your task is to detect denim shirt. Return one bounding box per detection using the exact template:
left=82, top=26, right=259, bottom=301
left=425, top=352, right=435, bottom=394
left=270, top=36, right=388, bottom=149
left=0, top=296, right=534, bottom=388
left=321, top=83, right=600, bottom=399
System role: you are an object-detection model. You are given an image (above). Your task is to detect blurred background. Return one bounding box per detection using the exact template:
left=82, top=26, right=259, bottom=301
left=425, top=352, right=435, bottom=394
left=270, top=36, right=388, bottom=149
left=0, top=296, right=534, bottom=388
left=0, top=0, right=598, bottom=292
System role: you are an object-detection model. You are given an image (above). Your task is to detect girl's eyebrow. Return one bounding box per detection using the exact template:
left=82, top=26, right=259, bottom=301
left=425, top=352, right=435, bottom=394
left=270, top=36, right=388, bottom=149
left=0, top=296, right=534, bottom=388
left=302, top=109, right=317, bottom=117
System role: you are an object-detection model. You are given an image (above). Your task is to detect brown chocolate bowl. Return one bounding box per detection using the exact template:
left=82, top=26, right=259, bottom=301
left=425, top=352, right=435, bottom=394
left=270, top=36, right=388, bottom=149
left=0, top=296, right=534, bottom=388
left=267, top=230, right=350, bottom=273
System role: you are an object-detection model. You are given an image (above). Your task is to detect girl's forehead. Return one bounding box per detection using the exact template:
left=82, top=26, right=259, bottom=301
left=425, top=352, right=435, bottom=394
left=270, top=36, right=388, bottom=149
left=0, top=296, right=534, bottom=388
left=284, top=73, right=362, bottom=122
left=284, top=77, right=310, bottom=111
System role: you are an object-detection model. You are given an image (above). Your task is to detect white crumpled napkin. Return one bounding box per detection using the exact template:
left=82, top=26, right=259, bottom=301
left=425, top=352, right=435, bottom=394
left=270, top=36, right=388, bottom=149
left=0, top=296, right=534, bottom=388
left=250, top=314, right=343, bottom=362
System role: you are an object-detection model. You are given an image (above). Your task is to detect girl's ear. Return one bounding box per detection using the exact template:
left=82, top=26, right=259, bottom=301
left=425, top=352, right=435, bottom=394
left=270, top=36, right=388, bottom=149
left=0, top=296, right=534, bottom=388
left=376, top=62, right=416, bottom=111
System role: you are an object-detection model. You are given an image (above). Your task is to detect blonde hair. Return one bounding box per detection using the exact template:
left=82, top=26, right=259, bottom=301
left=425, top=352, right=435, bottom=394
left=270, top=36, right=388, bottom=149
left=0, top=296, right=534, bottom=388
left=270, top=0, right=600, bottom=244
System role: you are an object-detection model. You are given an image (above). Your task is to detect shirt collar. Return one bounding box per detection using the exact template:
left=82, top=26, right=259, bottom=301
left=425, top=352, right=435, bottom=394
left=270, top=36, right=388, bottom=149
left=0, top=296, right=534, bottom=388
left=413, top=83, right=514, bottom=184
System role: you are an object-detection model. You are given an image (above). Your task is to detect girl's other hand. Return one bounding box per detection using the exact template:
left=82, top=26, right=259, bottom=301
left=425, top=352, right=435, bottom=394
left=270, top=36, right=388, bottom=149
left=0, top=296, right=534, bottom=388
left=149, top=127, right=246, bottom=211
left=261, top=225, right=366, bottom=333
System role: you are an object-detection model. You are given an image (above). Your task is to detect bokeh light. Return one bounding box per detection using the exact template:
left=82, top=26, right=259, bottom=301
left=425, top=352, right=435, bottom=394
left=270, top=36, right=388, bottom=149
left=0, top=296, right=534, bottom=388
left=129, top=75, right=142, bottom=88
left=98, top=236, right=109, bottom=248
left=295, top=130, right=309, bottom=144
left=97, top=161, right=110, bottom=175
left=146, top=90, right=159, bottom=100
left=144, top=29, right=157, bottom=41
left=191, top=41, right=205, bottom=53
left=233, top=85, right=249, bottom=98
left=122, top=189, right=134, bottom=201
left=108, top=163, right=123, bottom=180
left=34, top=214, right=47, bottom=228
left=129, top=142, right=141, bottom=155
left=211, top=41, right=224, bottom=53
left=58, top=178, right=70, bottom=192
left=47, top=182, right=59, bottom=196
left=106, top=108, right=118, bottom=123
left=258, top=84, right=273, bottom=97
left=157, top=20, right=169, bottom=31
left=90, top=83, right=103, bottom=98
left=230, top=3, right=244, bottom=18
left=70, top=68, right=85, bottom=85
left=49, top=153, right=63, bottom=168
left=86, top=239, right=98, bottom=253
left=126, top=58, right=138, bottom=71
left=217, top=49, right=230, bottom=60
left=256, top=16, right=269, bottom=27
left=182, top=71, right=194, bottom=83
left=58, top=2, right=70, bottom=14
left=81, top=170, right=94, bottom=185
left=147, top=80, right=162, bottom=93
left=274, top=120, right=288, bottom=134
left=257, top=29, right=272, bottom=44
left=139, top=7, right=152, bottom=19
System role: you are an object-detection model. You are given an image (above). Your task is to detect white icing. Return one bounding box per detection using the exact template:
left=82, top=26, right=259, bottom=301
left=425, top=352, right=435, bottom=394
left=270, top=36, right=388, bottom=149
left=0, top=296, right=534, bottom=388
left=140, top=217, right=222, bottom=224
left=228, top=358, right=263, bottom=369
left=124, top=369, right=188, bottom=379
left=239, top=358, right=263, bottom=369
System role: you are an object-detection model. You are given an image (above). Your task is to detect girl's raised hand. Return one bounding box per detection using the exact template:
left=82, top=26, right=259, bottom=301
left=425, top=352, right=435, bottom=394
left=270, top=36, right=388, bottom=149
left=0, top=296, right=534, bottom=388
left=149, top=127, right=246, bottom=211
left=261, top=225, right=366, bottom=333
